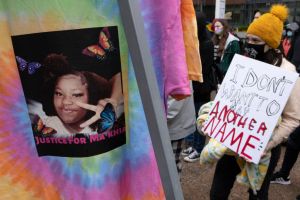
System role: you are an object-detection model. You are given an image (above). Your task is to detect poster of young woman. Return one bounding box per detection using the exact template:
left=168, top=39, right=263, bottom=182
left=12, top=26, right=126, bottom=157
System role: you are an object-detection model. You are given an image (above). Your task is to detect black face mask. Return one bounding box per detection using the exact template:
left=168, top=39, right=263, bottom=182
left=244, top=43, right=265, bottom=61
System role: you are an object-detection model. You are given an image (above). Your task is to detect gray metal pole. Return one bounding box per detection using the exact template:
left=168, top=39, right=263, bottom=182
left=118, top=1, right=184, bottom=200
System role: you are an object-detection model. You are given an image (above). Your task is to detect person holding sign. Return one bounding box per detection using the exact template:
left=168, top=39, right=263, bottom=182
left=205, top=4, right=300, bottom=200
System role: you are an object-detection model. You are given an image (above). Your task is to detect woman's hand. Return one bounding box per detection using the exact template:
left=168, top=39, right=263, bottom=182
left=260, top=149, right=269, bottom=159
left=100, top=98, right=118, bottom=112
left=201, top=127, right=209, bottom=136
left=76, top=98, right=117, bottom=128
left=76, top=101, right=104, bottom=128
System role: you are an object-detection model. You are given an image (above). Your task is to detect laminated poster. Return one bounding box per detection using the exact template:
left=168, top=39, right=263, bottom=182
left=12, top=26, right=126, bottom=157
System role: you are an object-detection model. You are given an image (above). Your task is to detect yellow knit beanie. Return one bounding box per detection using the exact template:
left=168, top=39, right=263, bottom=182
left=247, top=4, right=288, bottom=49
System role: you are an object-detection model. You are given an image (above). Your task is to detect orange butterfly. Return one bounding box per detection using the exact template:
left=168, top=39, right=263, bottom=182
left=82, top=28, right=114, bottom=60
left=36, top=118, right=56, bottom=135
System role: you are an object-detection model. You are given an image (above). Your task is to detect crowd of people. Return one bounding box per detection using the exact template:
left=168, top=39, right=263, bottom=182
left=166, top=3, right=300, bottom=200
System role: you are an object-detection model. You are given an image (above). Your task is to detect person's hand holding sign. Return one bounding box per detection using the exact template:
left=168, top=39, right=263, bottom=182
left=240, top=155, right=254, bottom=163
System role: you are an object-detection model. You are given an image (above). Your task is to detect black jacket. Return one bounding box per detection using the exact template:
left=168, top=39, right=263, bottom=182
left=193, top=39, right=216, bottom=102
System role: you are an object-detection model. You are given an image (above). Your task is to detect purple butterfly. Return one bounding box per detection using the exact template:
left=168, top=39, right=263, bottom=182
left=16, top=56, right=41, bottom=75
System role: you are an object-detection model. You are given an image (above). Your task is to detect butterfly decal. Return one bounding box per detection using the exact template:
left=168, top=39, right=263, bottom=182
left=97, top=103, right=116, bottom=133
left=34, top=117, right=56, bottom=136
left=16, top=56, right=41, bottom=75
left=82, top=27, right=115, bottom=61
left=99, top=28, right=115, bottom=52
left=82, top=44, right=106, bottom=60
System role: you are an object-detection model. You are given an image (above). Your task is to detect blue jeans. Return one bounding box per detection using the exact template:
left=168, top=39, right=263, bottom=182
left=185, top=101, right=206, bottom=153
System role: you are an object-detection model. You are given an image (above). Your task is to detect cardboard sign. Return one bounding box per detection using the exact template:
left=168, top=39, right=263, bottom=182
left=203, top=54, right=298, bottom=164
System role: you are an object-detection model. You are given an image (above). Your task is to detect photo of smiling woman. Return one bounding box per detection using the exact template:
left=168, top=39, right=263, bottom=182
left=35, top=54, right=111, bottom=137
left=12, top=27, right=126, bottom=157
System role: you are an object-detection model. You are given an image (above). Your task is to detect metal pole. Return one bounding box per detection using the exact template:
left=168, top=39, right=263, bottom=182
left=118, top=1, right=184, bottom=200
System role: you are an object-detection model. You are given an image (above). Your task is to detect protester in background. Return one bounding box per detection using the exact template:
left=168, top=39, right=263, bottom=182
left=285, top=21, right=300, bottom=72
left=167, top=89, right=196, bottom=176
left=291, top=23, right=300, bottom=72
left=253, top=9, right=262, bottom=21
left=270, top=22, right=300, bottom=186
left=211, top=18, right=240, bottom=83
left=206, top=4, right=300, bottom=199
left=280, top=22, right=299, bottom=60
left=271, top=125, right=300, bottom=185
left=272, top=25, right=300, bottom=200
left=182, top=13, right=216, bottom=162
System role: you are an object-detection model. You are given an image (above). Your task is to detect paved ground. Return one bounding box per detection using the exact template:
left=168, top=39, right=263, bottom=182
left=181, top=145, right=300, bottom=200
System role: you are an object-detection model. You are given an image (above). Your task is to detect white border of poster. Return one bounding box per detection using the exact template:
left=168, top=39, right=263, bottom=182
left=203, top=54, right=298, bottom=164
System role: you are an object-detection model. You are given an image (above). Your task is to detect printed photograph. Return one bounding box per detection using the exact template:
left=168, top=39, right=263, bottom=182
left=12, top=26, right=126, bottom=157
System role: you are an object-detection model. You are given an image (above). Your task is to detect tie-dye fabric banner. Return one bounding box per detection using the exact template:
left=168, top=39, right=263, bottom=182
left=140, top=0, right=191, bottom=103
left=0, top=0, right=164, bottom=199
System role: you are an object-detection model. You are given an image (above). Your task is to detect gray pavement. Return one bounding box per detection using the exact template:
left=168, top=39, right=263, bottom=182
left=181, top=146, right=300, bottom=200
